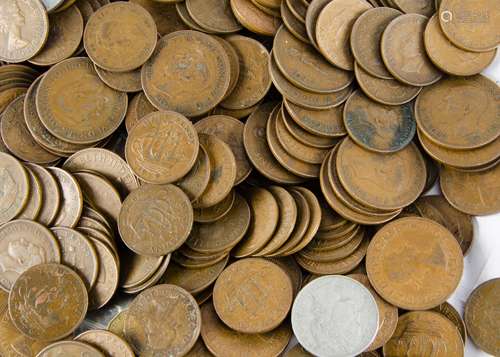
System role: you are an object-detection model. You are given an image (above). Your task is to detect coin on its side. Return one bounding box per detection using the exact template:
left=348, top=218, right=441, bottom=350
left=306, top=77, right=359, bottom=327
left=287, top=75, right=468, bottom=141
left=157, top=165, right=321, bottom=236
left=75, top=329, right=135, bottom=357
left=48, top=167, right=83, bottom=228
left=36, top=341, right=103, bottom=357
left=9, top=263, right=88, bottom=342
left=0, top=153, right=29, bottom=225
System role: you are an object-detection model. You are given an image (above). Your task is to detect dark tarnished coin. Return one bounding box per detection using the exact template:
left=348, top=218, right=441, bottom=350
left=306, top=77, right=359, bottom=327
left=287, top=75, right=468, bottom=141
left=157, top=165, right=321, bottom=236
left=142, top=30, right=230, bottom=117
left=75, top=329, right=135, bottom=357
left=84, top=2, right=157, bottom=72
left=213, top=258, right=293, bottom=333
left=0, top=153, right=29, bottom=225
left=381, top=14, right=442, bottom=86
left=175, top=1, right=210, bottom=32
left=230, top=0, right=281, bottom=36
left=125, top=284, right=201, bottom=356
left=24, top=163, right=60, bottom=226
left=37, top=341, right=104, bottom=357
left=186, top=0, right=242, bottom=33
left=48, top=167, right=83, bottom=228
left=343, top=90, right=416, bottom=153
left=9, top=263, right=88, bottom=342
left=366, top=217, right=464, bottom=310
left=125, top=111, right=199, bottom=184
left=177, top=144, right=211, bottom=202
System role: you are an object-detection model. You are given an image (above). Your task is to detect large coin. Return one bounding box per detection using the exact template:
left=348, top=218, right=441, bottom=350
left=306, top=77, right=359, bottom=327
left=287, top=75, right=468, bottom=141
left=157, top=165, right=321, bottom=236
left=36, top=57, right=128, bottom=144
left=124, top=284, right=201, bottom=357
left=142, top=30, right=230, bottom=117
left=119, top=184, right=193, bottom=256
left=366, top=217, right=463, bottom=310
left=213, top=258, right=293, bottom=333
left=36, top=341, right=103, bottom=357
left=9, top=263, right=88, bottom=341
left=291, top=275, right=379, bottom=357
left=84, top=2, right=157, bottom=72
left=0, top=152, right=29, bottom=224
left=75, top=329, right=134, bottom=357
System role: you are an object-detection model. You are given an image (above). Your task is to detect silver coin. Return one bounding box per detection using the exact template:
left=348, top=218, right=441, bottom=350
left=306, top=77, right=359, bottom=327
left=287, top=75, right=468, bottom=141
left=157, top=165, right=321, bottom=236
left=41, top=0, right=66, bottom=12
left=291, top=275, right=379, bottom=357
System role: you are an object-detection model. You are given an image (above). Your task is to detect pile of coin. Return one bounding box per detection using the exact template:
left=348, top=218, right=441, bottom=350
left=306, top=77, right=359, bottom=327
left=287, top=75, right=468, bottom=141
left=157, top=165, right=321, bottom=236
left=0, top=0, right=499, bottom=355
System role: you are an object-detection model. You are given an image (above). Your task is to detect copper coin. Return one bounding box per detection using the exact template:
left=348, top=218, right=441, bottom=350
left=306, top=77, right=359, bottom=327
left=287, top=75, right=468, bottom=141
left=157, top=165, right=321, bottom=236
left=287, top=0, right=307, bottom=21
left=125, top=111, right=199, bottom=184
left=175, top=1, right=211, bottom=32
left=220, top=35, right=272, bottom=110
left=319, top=199, right=346, bottom=230
left=36, top=57, right=128, bottom=144
left=24, top=163, right=60, bottom=226
left=142, top=30, right=230, bottom=117
left=48, top=167, right=83, bottom=228
left=107, top=310, right=127, bottom=339
left=285, top=344, right=313, bottom=357
left=243, top=102, right=304, bottom=184
left=213, top=258, right=293, bottom=333
left=0, top=153, right=29, bottom=225
left=214, top=36, right=241, bottom=100
left=9, top=263, right=87, bottom=341
left=131, top=0, right=187, bottom=35
left=75, top=329, right=135, bottom=357
left=84, top=2, right=157, bottom=72
left=415, top=75, right=499, bottom=150
left=433, top=302, right=467, bottom=344
left=0, top=0, right=49, bottom=63
left=393, top=0, right=434, bottom=16
left=186, top=0, right=242, bottom=33
left=37, top=341, right=104, bottom=357
left=281, top=0, right=310, bottom=43
left=119, top=184, right=193, bottom=256
left=307, top=226, right=361, bottom=252
left=381, top=14, right=442, bottom=86
left=300, top=228, right=364, bottom=261
left=94, top=65, right=142, bottom=93
left=200, top=302, right=291, bottom=357
left=336, top=138, right=426, bottom=210
left=122, top=254, right=171, bottom=294
left=120, top=251, right=164, bottom=289
left=194, top=134, right=236, bottom=208
left=195, top=115, right=252, bottom=185
left=180, top=246, right=230, bottom=262
left=440, top=164, right=500, bottom=215
left=367, top=217, right=463, bottom=310
left=439, top=0, right=499, bottom=52
left=173, top=250, right=228, bottom=269
left=305, top=0, right=333, bottom=50
left=29, top=5, right=84, bottom=66
left=80, top=226, right=117, bottom=259
left=351, top=7, right=402, bottom=79
left=343, top=90, right=416, bottom=153
left=265, top=256, right=303, bottom=296
left=383, top=311, right=464, bottom=357
left=251, top=0, right=281, bottom=17
left=124, top=92, right=156, bottom=133
left=16, top=165, right=42, bottom=221
left=185, top=338, right=212, bottom=357
left=254, top=0, right=281, bottom=8
left=0, top=87, right=28, bottom=115
left=177, top=144, right=211, bottom=202
left=233, top=187, right=279, bottom=257
left=187, top=193, right=250, bottom=253
left=229, top=0, right=281, bottom=36
left=193, top=190, right=235, bottom=223
left=316, top=0, right=372, bottom=71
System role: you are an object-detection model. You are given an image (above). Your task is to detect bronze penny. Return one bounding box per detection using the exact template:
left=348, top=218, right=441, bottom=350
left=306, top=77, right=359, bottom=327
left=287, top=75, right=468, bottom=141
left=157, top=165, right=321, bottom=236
left=243, top=102, right=304, bottom=184
left=37, top=341, right=104, bottom=357
left=9, top=263, right=87, bottom=341
left=229, top=0, right=281, bottom=36
left=383, top=311, right=464, bottom=357
left=284, top=99, right=346, bottom=138
left=142, top=30, right=230, bottom=117
left=173, top=251, right=228, bottom=269
left=439, top=0, right=499, bottom=52
left=80, top=226, right=117, bottom=259
left=51, top=227, right=99, bottom=291
left=433, top=302, right=467, bottom=344
left=36, top=57, right=128, bottom=144
left=213, top=258, right=293, bottom=333
left=1, top=96, right=60, bottom=164
left=270, top=56, right=352, bottom=110
left=0, top=87, right=28, bottom=115
left=75, top=330, right=135, bottom=357
left=201, top=302, right=291, bottom=357
left=214, top=37, right=240, bottom=100
left=120, top=251, right=164, bottom=289
left=187, top=193, right=250, bottom=254
left=254, top=0, right=281, bottom=8
left=82, top=204, right=113, bottom=231
left=195, top=115, right=252, bottom=185
left=285, top=344, right=313, bottom=357
left=193, top=190, right=235, bottom=223
left=24, top=163, right=60, bottom=226
left=0, top=153, right=29, bottom=225
left=424, top=15, right=496, bottom=76
left=0, top=0, right=49, bottom=63
left=354, top=62, right=422, bottom=106
left=305, top=0, right=335, bottom=50
left=343, top=90, right=416, bottom=153
left=125, top=111, right=199, bottom=184
left=465, top=278, right=500, bottom=355
left=367, top=217, right=463, bottom=310
left=48, top=167, right=83, bottom=228
left=124, top=92, right=156, bottom=133
left=319, top=199, right=346, bottom=230
left=316, top=0, right=372, bottom=71
left=175, top=1, right=211, bottom=32
left=194, top=134, right=236, bottom=208
left=84, top=2, right=157, bottom=72
left=185, top=338, right=212, bottom=357
left=393, top=0, right=434, bottom=16
left=180, top=246, right=230, bottom=262
left=119, top=184, right=193, bottom=256
left=287, top=0, right=307, bottom=22
left=251, top=0, right=281, bottom=17
left=307, top=226, right=362, bottom=252
left=351, top=7, right=402, bottom=79
left=107, top=310, right=127, bottom=339
left=122, top=254, right=171, bottom=294
left=381, top=14, right=442, bottom=86
left=300, top=229, right=364, bottom=262
left=177, top=144, right=211, bottom=202
left=79, top=216, right=112, bottom=238
left=281, top=0, right=310, bottom=44
left=131, top=0, right=187, bottom=36
left=336, top=138, right=426, bottom=210
left=16, top=165, right=42, bottom=221
left=440, top=164, right=500, bottom=216
left=316, top=220, right=358, bottom=240
left=94, top=65, right=142, bottom=93
left=186, top=0, right=242, bottom=33
left=220, top=35, right=272, bottom=110
left=266, top=256, right=303, bottom=296
left=29, top=5, right=84, bottom=66
left=415, top=75, right=499, bottom=150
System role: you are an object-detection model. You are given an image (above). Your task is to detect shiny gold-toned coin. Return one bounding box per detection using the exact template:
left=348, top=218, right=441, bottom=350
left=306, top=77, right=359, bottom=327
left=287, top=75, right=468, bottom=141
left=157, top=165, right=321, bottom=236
left=75, top=330, right=135, bottom=357
left=48, top=167, right=83, bottom=228
left=177, top=144, right=211, bottom=202
left=186, top=0, right=242, bottom=33
left=131, top=0, right=188, bottom=36
left=124, top=92, right=156, bottom=133
left=0, top=153, right=29, bottom=224
left=16, top=165, right=42, bottom=220
left=230, top=0, right=281, bottom=36
left=37, top=341, right=104, bottom=357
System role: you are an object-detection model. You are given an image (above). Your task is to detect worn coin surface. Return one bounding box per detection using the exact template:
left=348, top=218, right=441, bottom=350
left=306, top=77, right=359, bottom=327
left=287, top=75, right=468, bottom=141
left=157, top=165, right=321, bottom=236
left=49, top=167, right=83, bottom=228
left=193, top=190, right=235, bottom=223
left=0, top=153, right=29, bottom=225
left=107, top=310, right=127, bottom=339
left=24, top=163, right=60, bottom=226
left=37, top=341, right=104, bottom=357
left=125, top=111, right=199, bottom=184
left=230, top=0, right=281, bottom=36
left=9, top=263, right=88, bottom=341
left=131, top=0, right=188, bottom=36
left=213, top=258, right=293, bottom=333
left=186, top=0, right=241, bottom=33
left=367, top=217, right=463, bottom=310
left=84, top=2, right=157, bottom=72
left=177, top=144, right=211, bottom=202
left=94, top=65, right=142, bottom=93
left=292, top=275, right=379, bottom=357
left=75, top=329, right=135, bottom=357
left=125, top=284, right=201, bottom=357
left=124, top=92, right=156, bottom=133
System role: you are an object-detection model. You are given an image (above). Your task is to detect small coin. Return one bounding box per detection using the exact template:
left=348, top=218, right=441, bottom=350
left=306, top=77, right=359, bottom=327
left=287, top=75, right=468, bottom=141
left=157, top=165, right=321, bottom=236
left=186, top=0, right=242, bottom=33
left=124, top=92, right=156, bottom=133
left=254, top=0, right=281, bottom=8
left=193, top=189, right=235, bottom=223
left=37, top=341, right=104, bottom=357
left=230, top=0, right=281, bottom=36
left=125, top=284, right=201, bottom=356
left=75, top=329, right=135, bottom=357
left=381, top=13, right=442, bottom=86
left=433, top=302, right=467, bottom=344
left=24, top=163, right=60, bottom=226
left=9, top=263, right=87, bottom=341
left=131, top=0, right=188, bottom=36
left=384, top=311, right=464, bottom=357
left=367, top=217, right=464, bottom=310
left=281, top=0, right=310, bottom=44
left=94, top=65, right=142, bottom=93
left=48, top=167, right=83, bottom=228
left=125, top=111, right=199, bottom=184
left=173, top=250, right=228, bottom=269
left=213, top=258, right=293, bottom=333
left=84, top=2, right=157, bottom=72
left=292, top=275, right=379, bottom=357
left=16, top=165, right=42, bottom=221
left=142, top=30, right=230, bottom=117
left=177, top=144, right=211, bottom=202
